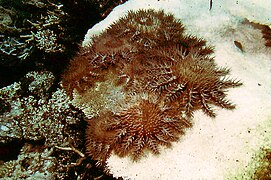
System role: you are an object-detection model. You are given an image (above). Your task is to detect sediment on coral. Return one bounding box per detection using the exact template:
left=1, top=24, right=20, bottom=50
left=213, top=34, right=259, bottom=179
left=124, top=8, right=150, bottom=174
left=259, top=25, right=271, bottom=47
left=231, top=146, right=271, bottom=179
left=61, top=9, right=242, bottom=165
left=242, top=19, right=271, bottom=48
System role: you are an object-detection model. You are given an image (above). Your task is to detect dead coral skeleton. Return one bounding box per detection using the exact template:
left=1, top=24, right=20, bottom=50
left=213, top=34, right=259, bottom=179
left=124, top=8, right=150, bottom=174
left=55, top=144, right=86, bottom=170
left=0, top=36, right=32, bottom=60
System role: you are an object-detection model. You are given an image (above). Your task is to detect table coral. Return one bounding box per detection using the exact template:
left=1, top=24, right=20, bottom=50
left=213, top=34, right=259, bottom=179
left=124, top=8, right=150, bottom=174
left=62, top=9, right=242, bottom=166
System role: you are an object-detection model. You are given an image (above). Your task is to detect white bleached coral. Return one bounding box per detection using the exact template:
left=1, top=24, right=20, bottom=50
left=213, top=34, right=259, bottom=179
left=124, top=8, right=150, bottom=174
left=82, top=0, right=271, bottom=179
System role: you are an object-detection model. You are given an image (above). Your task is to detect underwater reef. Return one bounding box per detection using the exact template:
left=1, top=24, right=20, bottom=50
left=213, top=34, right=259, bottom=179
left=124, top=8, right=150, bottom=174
left=1, top=1, right=271, bottom=179
left=0, top=0, right=127, bottom=179
left=62, top=9, right=242, bottom=166
left=0, top=71, right=85, bottom=179
left=2, top=0, right=271, bottom=179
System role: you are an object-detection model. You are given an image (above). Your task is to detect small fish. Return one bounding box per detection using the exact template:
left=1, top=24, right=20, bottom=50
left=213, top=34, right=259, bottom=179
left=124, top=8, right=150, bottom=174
left=234, top=40, right=244, bottom=52
left=209, top=0, right=213, bottom=11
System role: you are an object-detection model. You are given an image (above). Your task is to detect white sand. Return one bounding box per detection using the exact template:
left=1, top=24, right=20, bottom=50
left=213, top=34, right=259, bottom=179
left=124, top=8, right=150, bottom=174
left=83, top=0, right=271, bottom=179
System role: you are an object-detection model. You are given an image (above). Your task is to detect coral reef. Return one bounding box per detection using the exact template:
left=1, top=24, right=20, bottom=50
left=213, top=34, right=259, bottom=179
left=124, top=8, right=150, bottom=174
left=23, top=71, right=55, bottom=98
left=0, top=143, right=57, bottom=179
left=21, top=1, right=66, bottom=54
left=62, top=9, right=242, bottom=165
left=0, top=1, right=134, bottom=179
left=0, top=0, right=128, bottom=65
left=0, top=37, right=32, bottom=62
left=0, top=0, right=67, bottom=64
left=0, top=70, right=83, bottom=179
left=0, top=0, right=128, bottom=89
left=0, top=71, right=78, bottom=144
left=0, top=69, right=117, bottom=179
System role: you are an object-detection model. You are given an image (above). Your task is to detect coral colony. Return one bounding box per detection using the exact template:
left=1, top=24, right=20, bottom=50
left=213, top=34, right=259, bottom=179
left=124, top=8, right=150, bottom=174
left=62, top=9, right=242, bottom=165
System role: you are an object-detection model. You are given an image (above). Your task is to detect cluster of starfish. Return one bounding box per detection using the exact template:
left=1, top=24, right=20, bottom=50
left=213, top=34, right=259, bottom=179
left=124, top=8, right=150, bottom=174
left=62, top=9, right=242, bottom=164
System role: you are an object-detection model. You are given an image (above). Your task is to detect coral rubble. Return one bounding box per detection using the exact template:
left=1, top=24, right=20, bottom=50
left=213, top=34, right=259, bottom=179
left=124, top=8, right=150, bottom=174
left=62, top=9, right=242, bottom=166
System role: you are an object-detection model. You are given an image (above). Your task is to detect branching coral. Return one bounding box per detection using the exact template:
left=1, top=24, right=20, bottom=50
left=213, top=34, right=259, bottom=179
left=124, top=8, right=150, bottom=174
left=0, top=36, right=32, bottom=62
left=0, top=0, right=67, bottom=65
left=62, top=9, right=242, bottom=165
left=21, top=1, right=66, bottom=54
